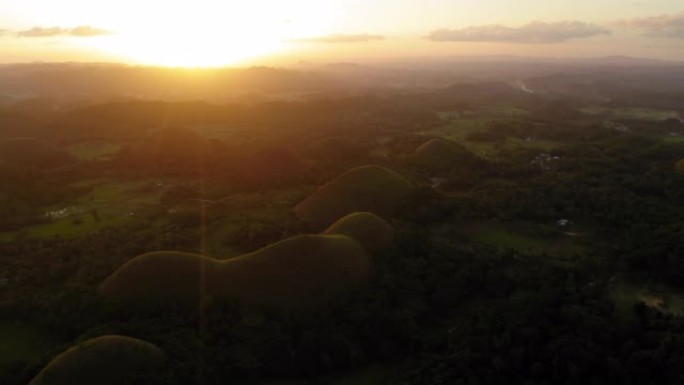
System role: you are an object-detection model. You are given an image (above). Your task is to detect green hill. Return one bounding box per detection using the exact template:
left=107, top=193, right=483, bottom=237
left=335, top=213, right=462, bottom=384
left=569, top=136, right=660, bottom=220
left=219, top=234, right=371, bottom=307
left=294, top=165, right=415, bottom=225
left=411, top=137, right=480, bottom=169
left=100, top=234, right=371, bottom=308
left=99, top=251, right=219, bottom=304
left=323, top=212, right=395, bottom=251
left=0, top=138, right=72, bottom=168
left=28, top=335, right=164, bottom=385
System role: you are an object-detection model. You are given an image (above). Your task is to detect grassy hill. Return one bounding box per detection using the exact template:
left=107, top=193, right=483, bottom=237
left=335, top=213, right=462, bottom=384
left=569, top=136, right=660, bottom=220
left=28, top=335, right=164, bottom=385
left=99, top=251, right=219, bottom=304
left=100, top=234, right=371, bottom=308
left=411, top=137, right=480, bottom=169
left=294, top=165, right=415, bottom=225
left=323, top=212, right=395, bottom=251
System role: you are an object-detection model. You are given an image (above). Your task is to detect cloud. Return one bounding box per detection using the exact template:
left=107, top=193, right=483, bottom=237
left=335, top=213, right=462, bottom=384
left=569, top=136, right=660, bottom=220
left=69, top=25, right=112, bottom=37
left=426, top=21, right=610, bottom=43
left=291, top=34, right=385, bottom=43
left=17, top=25, right=111, bottom=38
left=620, top=12, right=684, bottom=38
left=17, top=27, right=64, bottom=37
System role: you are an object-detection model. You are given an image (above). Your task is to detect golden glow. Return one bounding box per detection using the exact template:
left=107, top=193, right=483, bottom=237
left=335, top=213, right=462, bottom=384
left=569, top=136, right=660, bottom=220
left=76, top=1, right=333, bottom=67
left=3, top=0, right=684, bottom=64
left=85, top=29, right=284, bottom=68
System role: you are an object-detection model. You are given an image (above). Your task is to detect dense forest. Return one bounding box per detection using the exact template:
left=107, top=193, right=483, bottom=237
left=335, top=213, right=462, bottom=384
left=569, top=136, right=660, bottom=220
left=2, top=66, right=684, bottom=384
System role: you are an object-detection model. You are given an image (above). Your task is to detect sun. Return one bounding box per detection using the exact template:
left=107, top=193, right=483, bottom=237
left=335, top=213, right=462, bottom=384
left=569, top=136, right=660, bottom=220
left=83, top=16, right=286, bottom=67
left=76, top=1, right=332, bottom=67
left=88, top=29, right=284, bottom=67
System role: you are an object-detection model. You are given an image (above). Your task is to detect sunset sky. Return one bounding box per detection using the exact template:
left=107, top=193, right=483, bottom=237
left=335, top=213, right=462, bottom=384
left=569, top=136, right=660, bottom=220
left=1, top=0, right=683, bottom=67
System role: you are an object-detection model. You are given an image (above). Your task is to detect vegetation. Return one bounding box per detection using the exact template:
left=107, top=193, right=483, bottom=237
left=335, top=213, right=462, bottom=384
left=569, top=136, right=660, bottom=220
left=3, top=67, right=684, bottom=384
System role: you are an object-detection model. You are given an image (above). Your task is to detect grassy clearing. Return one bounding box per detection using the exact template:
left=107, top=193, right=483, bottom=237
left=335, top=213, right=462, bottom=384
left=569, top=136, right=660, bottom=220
left=439, top=107, right=530, bottom=120
left=485, top=106, right=530, bottom=118
left=77, top=179, right=158, bottom=204
left=431, top=122, right=562, bottom=157
left=661, top=136, right=684, bottom=144
left=65, top=140, right=122, bottom=161
left=582, top=107, right=680, bottom=121
left=429, top=108, right=561, bottom=157
left=453, top=221, right=587, bottom=258
left=0, top=179, right=166, bottom=241
left=472, top=228, right=544, bottom=251
left=428, top=118, right=487, bottom=148
left=21, top=215, right=136, bottom=239
left=71, top=178, right=166, bottom=210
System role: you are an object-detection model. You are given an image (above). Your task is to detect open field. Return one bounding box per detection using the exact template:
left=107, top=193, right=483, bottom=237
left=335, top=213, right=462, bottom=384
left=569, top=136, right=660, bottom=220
left=65, top=140, right=122, bottom=161
left=13, top=214, right=134, bottom=240
left=430, top=108, right=562, bottom=157
left=0, top=178, right=167, bottom=241
left=581, top=107, right=680, bottom=121
left=448, top=221, right=588, bottom=258
left=661, top=135, right=684, bottom=144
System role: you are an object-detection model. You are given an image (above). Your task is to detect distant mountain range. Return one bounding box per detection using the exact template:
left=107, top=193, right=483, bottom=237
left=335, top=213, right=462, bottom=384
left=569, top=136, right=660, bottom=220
left=0, top=56, right=683, bottom=104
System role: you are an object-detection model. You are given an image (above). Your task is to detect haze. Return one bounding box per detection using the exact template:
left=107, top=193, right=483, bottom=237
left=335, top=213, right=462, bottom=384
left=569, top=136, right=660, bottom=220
left=1, top=0, right=684, bottom=66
